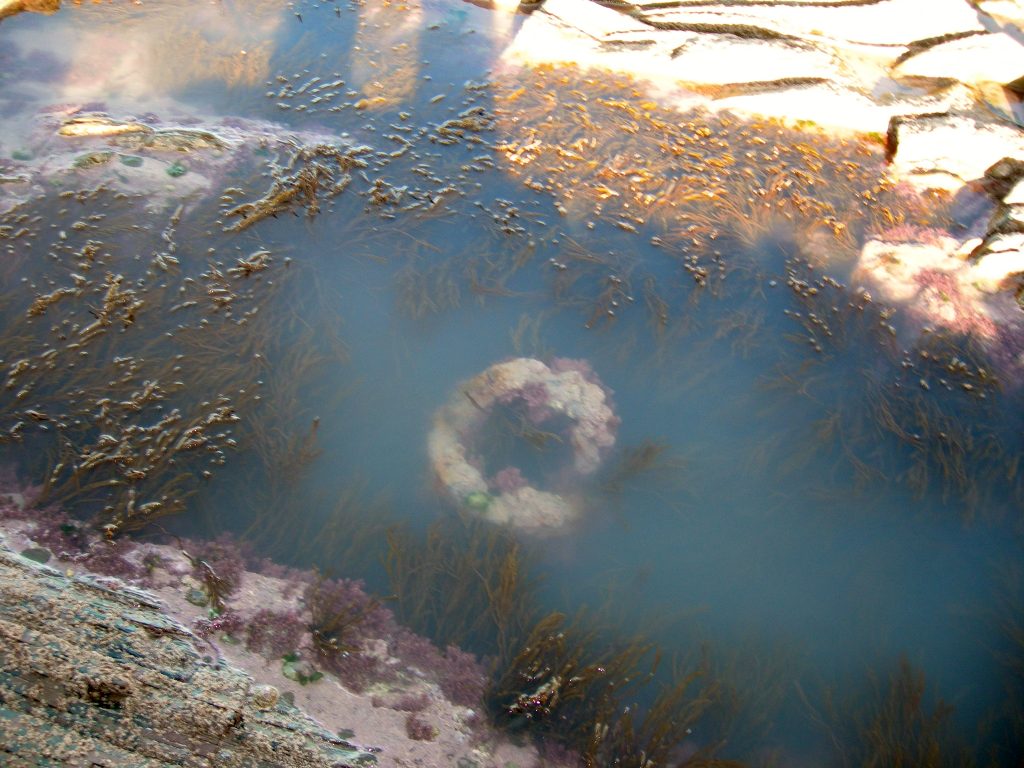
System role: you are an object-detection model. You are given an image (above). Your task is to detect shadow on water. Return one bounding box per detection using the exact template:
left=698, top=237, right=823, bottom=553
left=1, top=0, right=1023, bottom=764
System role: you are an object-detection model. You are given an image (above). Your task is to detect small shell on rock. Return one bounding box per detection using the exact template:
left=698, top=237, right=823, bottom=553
left=250, top=684, right=280, bottom=710
left=73, top=151, right=114, bottom=169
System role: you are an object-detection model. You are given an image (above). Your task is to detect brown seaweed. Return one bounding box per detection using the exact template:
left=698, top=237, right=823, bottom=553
left=385, top=516, right=539, bottom=659
left=799, top=658, right=975, bottom=768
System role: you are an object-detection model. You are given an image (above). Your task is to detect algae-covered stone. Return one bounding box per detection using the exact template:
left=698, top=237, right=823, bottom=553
left=282, top=654, right=323, bottom=685
left=73, top=151, right=114, bottom=169
left=118, top=154, right=143, bottom=168
left=0, top=538, right=380, bottom=766
left=19, top=546, right=51, bottom=563
left=166, top=161, right=187, bottom=178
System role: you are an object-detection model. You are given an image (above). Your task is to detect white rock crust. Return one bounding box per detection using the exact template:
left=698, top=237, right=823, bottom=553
left=428, top=358, right=617, bottom=533
left=503, top=0, right=1023, bottom=134
left=888, top=114, right=1024, bottom=191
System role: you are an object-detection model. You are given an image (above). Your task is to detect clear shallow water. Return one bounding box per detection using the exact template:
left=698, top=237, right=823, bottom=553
left=1, top=0, right=1022, bottom=764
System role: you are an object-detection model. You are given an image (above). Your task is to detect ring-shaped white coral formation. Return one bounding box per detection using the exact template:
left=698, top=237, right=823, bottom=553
left=428, top=358, right=618, bottom=533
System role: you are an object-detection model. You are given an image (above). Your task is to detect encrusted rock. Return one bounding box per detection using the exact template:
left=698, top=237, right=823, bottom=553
left=249, top=683, right=280, bottom=711
left=428, top=357, right=617, bottom=533
left=893, top=31, right=1024, bottom=85
left=971, top=244, right=1024, bottom=290
left=982, top=156, right=1024, bottom=200
left=1006, top=179, right=1024, bottom=206
left=886, top=114, right=1024, bottom=191
left=986, top=204, right=1024, bottom=237
left=0, top=537, right=378, bottom=767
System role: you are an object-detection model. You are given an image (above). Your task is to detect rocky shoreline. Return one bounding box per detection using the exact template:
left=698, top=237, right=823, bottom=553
left=0, top=486, right=545, bottom=768
left=497, top=0, right=1024, bottom=367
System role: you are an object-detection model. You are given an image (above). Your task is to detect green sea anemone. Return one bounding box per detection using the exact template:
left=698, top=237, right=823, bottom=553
left=464, top=491, right=491, bottom=511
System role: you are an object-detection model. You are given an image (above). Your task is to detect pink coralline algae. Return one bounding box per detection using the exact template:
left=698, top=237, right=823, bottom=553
left=304, top=576, right=396, bottom=693
left=30, top=511, right=90, bottom=558
left=304, top=576, right=393, bottom=643
left=185, top=533, right=248, bottom=599
left=871, top=224, right=949, bottom=247
left=491, top=466, right=528, bottom=494
left=914, top=268, right=997, bottom=338
left=853, top=235, right=1024, bottom=375
left=498, top=381, right=552, bottom=423
left=79, top=539, right=145, bottom=581
left=435, top=645, right=488, bottom=707
left=389, top=627, right=488, bottom=708
left=194, top=610, right=245, bottom=640
left=332, top=652, right=392, bottom=694
left=405, top=713, right=437, bottom=741
left=246, top=608, right=307, bottom=659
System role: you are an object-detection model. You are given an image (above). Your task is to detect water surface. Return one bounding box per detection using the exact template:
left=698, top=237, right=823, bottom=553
left=1, top=1, right=1022, bottom=764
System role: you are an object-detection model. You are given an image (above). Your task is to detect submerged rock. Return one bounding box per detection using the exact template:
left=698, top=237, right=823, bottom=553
left=983, top=156, right=1024, bottom=200
left=58, top=115, right=154, bottom=138
left=429, top=357, right=617, bottom=533
left=249, top=684, right=280, bottom=711
left=0, top=107, right=351, bottom=216
left=853, top=229, right=1024, bottom=373
left=72, top=149, right=114, bottom=169
left=0, top=538, right=379, bottom=767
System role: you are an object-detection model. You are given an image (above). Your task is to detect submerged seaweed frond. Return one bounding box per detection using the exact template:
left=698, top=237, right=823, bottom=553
left=386, top=516, right=539, bottom=659
left=801, top=657, right=974, bottom=768
left=599, top=439, right=689, bottom=498
left=488, top=612, right=731, bottom=767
